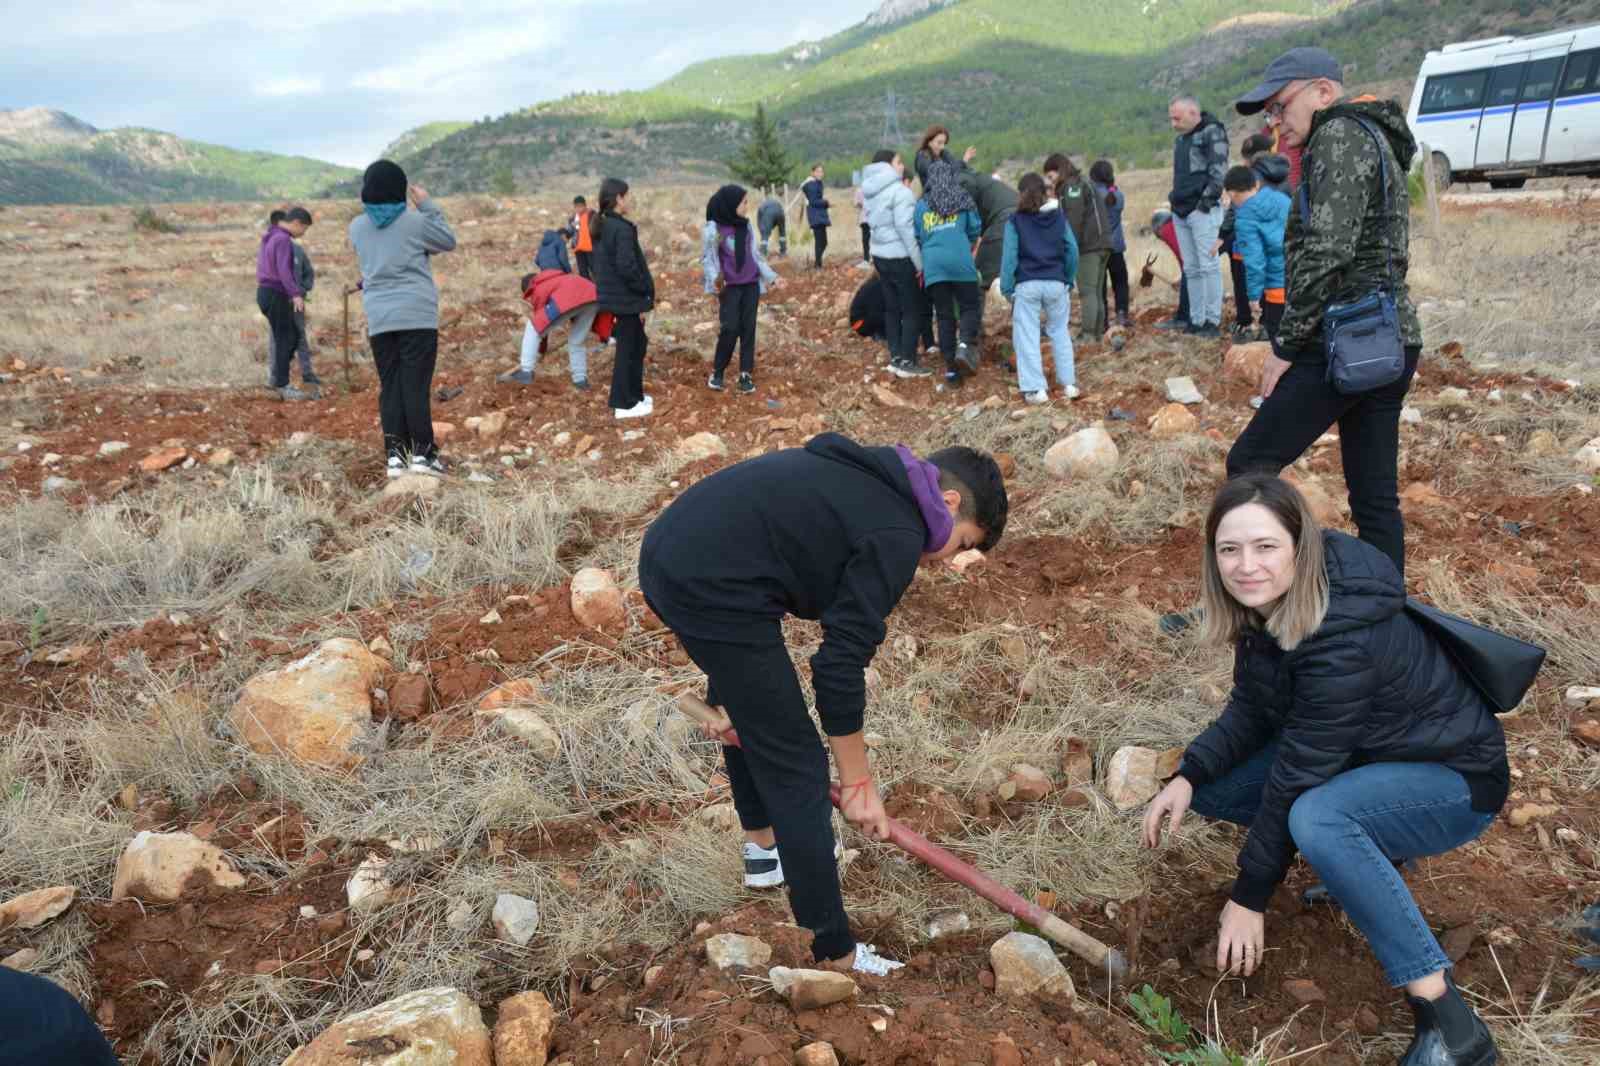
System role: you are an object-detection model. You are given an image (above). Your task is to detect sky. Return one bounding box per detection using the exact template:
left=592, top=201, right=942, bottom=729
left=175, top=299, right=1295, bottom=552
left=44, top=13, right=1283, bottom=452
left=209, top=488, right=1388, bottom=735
left=0, top=0, right=872, bottom=166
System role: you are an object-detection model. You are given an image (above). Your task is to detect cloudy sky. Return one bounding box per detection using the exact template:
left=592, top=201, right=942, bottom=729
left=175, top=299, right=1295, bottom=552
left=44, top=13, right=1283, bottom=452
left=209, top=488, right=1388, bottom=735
left=2, top=1, right=872, bottom=166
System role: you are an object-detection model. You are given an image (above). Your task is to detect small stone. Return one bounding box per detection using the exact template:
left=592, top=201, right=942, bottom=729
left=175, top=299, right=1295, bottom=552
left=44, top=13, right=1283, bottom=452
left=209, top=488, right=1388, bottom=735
left=1563, top=686, right=1600, bottom=709
left=1282, top=978, right=1326, bottom=1005
left=474, top=411, right=508, bottom=439
left=345, top=854, right=396, bottom=913
left=1148, top=403, right=1199, bottom=438
left=989, top=932, right=1074, bottom=1000
left=368, top=635, right=395, bottom=658
left=948, top=548, right=986, bottom=574
left=494, top=991, right=555, bottom=1066
left=207, top=448, right=236, bottom=467
left=42, top=476, right=78, bottom=495
left=1507, top=803, right=1558, bottom=828
left=570, top=568, right=625, bottom=631
left=383, top=473, right=441, bottom=498
left=1164, top=376, right=1204, bottom=405
left=925, top=911, right=970, bottom=940
left=767, top=966, right=858, bottom=1009
left=869, top=1017, right=889, bottom=1034
left=705, top=932, right=772, bottom=971
left=1353, top=1004, right=1382, bottom=1034
left=1007, top=763, right=1052, bottom=802
left=1222, top=342, right=1270, bottom=385
left=98, top=441, right=130, bottom=456
left=676, top=432, right=729, bottom=461
left=112, top=831, right=245, bottom=902
left=1400, top=406, right=1422, bottom=425
left=872, top=384, right=910, bottom=408
left=1572, top=719, right=1600, bottom=748
left=446, top=899, right=478, bottom=932
left=287, top=431, right=314, bottom=447
left=492, top=893, right=540, bottom=946
left=139, top=447, right=187, bottom=472
left=43, top=645, right=92, bottom=665
left=1440, top=925, right=1477, bottom=964
left=1103, top=746, right=1162, bottom=810
left=479, top=608, right=502, bottom=625
left=1438, top=386, right=1470, bottom=403
left=481, top=706, right=562, bottom=759
left=643, top=964, right=665, bottom=989
left=1060, top=736, right=1093, bottom=788
left=1043, top=427, right=1118, bottom=481
left=0, top=885, right=76, bottom=930
left=795, top=1041, right=840, bottom=1066
left=990, top=1033, right=1022, bottom=1066
left=2, top=948, right=41, bottom=971
left=299, top=904, right=318, bottom=919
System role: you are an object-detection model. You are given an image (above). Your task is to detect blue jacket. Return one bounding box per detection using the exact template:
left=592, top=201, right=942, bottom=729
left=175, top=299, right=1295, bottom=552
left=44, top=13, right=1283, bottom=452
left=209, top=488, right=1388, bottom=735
left=999, top=201, right=1078, bottom=299
left=801, top=177, right=831, bottom=227
left=1233, top=187, right=1290, bottom=301
left=913, top=200, right=980, bottom=287
left=535, top=229, right=572, bottom=273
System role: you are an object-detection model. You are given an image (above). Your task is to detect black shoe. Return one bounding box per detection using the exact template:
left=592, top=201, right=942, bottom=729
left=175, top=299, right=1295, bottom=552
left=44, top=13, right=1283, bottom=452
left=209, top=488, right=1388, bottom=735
left=1186, top=323, right=1221, bottom=339
left=497, top=369, right=534, bottom=384
left=707, top=372, right=724, bottom=392
left=1400, top=974, right=1498, bottom=1066
left=943, top=369, right=962, bottom=389
left=572, top=377, right=590, bottom=391
left=954, top=342, right=977, bottom=375
left=1230, top=322, right=1254, bottom=339
left=302, top=372, right=323, bottom=385
left=1158, top=610, right=1197, bottom=636
left=1154, top=317, right=1190, bottom=332
left=1117, top=312, right=1133, bottom=328
left=889, top=359, right=933, bottom=379
left=736, top=373, right=755, bottom=395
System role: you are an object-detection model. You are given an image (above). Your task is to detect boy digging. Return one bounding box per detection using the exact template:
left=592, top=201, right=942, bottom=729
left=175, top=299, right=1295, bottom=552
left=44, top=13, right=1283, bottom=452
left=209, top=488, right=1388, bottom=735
left=639, top=434, right=1007, bottom=974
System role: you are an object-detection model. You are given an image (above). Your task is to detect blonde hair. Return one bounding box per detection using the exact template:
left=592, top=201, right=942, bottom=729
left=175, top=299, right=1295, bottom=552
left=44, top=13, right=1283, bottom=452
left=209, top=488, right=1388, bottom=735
left=1199, top=475, right=1330, bottom=651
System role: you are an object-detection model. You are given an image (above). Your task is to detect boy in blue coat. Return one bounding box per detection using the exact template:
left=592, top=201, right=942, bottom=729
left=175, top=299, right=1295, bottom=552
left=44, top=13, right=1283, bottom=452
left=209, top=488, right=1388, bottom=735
left=914, top=160, right=983, bottom=387
left=1225, top=166, right=1291, bottom=341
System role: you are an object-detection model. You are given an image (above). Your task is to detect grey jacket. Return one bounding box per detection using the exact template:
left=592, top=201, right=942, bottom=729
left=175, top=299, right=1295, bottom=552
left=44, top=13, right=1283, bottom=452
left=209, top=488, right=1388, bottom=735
left=347, top=199, right=457, bottom=336
left=701, top=220, right=778, bottom=295
left=861, top=162, right=921, bottom=270
left=291, top=242, right=315, bottom=297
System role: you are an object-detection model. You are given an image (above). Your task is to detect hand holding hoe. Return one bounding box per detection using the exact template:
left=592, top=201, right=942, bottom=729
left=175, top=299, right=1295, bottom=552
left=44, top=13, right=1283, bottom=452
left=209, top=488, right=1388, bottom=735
left=675, top=693, right=1129, bottom=982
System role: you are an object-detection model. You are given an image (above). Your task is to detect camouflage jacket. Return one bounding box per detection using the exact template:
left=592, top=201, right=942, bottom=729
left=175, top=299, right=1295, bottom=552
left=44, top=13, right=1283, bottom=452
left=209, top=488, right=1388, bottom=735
left=1279, top=97, right=1423, bottom=361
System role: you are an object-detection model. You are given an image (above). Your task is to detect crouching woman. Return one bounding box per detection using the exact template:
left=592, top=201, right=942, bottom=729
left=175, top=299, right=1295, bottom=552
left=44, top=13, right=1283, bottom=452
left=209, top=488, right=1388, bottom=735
left=1143, top=474, right=1506, bottom=1066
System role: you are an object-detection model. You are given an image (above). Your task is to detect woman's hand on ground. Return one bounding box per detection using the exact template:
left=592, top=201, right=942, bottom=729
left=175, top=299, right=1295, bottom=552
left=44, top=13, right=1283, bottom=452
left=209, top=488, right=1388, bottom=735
left=1217, top=901, right=1265, bottom=977
left=1141, top=775, right=1194, bottom=849
left=1260, top=354, right=1292, bottom=399
left=840, top=778, right=891, bottom=841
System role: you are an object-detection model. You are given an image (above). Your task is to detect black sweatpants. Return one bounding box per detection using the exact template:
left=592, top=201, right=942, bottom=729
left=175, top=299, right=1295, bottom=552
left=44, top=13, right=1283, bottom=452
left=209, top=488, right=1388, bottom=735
left=1106, top=251, right=1130, bottom=317
left=713, top=283, right=759, bottom=376
left=1261, top=299, right=1285, bottom=341
left=0, top=967, right=122, bottom=1066
left=608, top=312, right=647, bottom=410
left=926, top=279, right=980, bottom=372
left=910, top=276, right=936, bottom=355
left=859, top=222, right=870, bottom=262
left=812, top=225, right=828, bottom=268
left=370, top=329, right=437, bottom=462
left=1228, top=252, right=1253, bottom=327
left=873, top=256, right=921, bottom=366
left=1227, top=345, right=1420, bottom=578
left=575, top=250, right=593, bottom=280
left=665, top=619, right=854, bottom=963
left=257, top=285, right=298, bottom=388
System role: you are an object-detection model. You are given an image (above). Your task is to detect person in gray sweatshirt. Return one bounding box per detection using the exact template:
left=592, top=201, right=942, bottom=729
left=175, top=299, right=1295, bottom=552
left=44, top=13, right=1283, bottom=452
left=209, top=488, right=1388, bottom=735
left=348, top=159, right=456, bottom=478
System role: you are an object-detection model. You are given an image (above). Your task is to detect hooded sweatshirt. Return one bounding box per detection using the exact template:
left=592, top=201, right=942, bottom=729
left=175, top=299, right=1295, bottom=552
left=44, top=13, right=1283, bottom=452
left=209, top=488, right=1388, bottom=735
left=1219, top=153, right=1293, bottom=242
left=861, top=162, right=921, bottom=269
left=535, top=229, right=572, bottom=273
left=998, top=199, right=1079, bottom=299
left=347, top=198, right=457, bottom=335
left=256, top=226, right=301, bottom=298
left=1233, top=186, right=1291, bottom=301
left=1277, top=96, right=1421, bottom=361
left=638, top=432, right=931, bottom=737
left=913, top=196, right=981, bottom=287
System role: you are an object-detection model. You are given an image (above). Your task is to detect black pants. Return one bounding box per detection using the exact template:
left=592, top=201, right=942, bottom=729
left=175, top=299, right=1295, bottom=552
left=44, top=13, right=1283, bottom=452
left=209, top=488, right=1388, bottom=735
left=926, top=280, right=980, bottom=372
left=0, top=967, right=122, bottom=1066
left=575, top=251, right=592, bottom=280
left=608, top=313, right=647, bottom=410
left=713, top=283, right=759, bottom=376
left=911, top=277, right=936, bottom=353
left=1229, top=254, right=1253, bottom=327
left=760, top=218, right=787, bottom=257
left=873, top=256, right=920, bottom=365
left=1106, top=251, right=1130, bottom=317
left=859, top=223, right=870, bottom=261
left=257, top=285, right=298, bottom=388
left=812, top=225, right=828, bottom=268
left=370, top=329, right=438, bottom=462
left=1176, top=279, right=1191, bottom=324
left=1261, top=299, right=1285, bottom=340
left=1227, top=346, right=1420, bottom=578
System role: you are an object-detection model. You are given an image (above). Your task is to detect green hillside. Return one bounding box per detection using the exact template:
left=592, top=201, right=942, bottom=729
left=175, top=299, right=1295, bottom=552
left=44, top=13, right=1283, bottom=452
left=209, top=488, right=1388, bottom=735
left=0, top=112, right=357, bottom=206
left=381, top=121, right=472, bottom=162
left=391, top=0, right=1600, bottom=193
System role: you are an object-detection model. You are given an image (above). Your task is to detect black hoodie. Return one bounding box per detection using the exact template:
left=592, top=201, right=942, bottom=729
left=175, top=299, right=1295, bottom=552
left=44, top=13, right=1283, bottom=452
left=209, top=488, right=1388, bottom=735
left=1179, top=532, right=1509, bottom=911
left=639, top=433, right=927, bottom=736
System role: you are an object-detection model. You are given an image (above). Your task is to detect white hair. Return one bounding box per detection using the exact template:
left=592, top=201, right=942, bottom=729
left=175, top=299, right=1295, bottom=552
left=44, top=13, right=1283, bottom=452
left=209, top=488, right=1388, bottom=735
left=1169, top=94, right=1199, bottom=111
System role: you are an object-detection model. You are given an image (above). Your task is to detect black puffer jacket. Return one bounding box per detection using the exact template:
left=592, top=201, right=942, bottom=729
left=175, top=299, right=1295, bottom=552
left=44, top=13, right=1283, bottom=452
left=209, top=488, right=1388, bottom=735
left=1179, top=532, right=1509, bottom=912
left=591, top=213, right=655, bottom=315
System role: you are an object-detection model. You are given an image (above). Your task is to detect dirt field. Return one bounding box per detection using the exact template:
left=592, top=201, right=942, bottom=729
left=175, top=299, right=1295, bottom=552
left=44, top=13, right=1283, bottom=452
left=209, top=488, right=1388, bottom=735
left=0, top=182, right=1597, bottom=1066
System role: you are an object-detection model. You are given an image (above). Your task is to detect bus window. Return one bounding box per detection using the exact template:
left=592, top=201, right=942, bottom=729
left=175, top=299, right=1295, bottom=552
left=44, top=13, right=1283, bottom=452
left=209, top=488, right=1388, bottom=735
left=1520, top=56, right=1563, bottom=101
left=1559, top=50, right=1597, bottom=95
left=1419, top=69, right=1489, bottom=113
left=1486, top=63, right=1525, bottom=108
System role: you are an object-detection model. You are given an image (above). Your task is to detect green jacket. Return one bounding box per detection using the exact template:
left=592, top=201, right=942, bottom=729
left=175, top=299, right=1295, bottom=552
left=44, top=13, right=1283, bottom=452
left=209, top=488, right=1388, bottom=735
left=1278, top=97, right=1422, bottom=361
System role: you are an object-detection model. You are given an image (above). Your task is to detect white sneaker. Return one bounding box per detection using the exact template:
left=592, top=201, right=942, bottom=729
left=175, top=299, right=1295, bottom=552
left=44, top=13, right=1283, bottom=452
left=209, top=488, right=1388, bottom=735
left=849, top=942, right=905, bottom=976
left=385, top=457, right=406, bottom=479
left=409, top=455, right=446, bottom=477
left=742, top=842, right=784, bottom=889
left=1024, top=390, right=1050, bottom=405
left=614, top=400, right=651, bottom=420
left=1064, top=384, right=1081, bottom=400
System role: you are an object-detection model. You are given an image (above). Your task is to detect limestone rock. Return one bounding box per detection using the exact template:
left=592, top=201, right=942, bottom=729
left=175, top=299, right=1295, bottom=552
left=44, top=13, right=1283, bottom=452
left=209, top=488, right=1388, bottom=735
left=1060, top=736, right=1093, bottom=788
left=924, top=911, right=971, bottom=940
left=0, top=885, right=76, bottom=929
left=1104, top=746, right=1162, bottom=811
left=1223, top=342, right=1271, bottom=385
left=676, top=432, right=729, bottom=461
left=112, top=831, right=245, bottom=902
left=1164, top=376, right=1204, bottom=405
left=346, top=855, right=397, bottom=913
left=1573, top=719, right=1600, bottom=749
left=767, top=966, right=858, bottom=1009
left=1148, top=403, right=1199, bottom=439
left=872, top=383, right=910, bottom=408
left=1400, top=406, right=1422, bottom=425
left=991, top=1034, right=1023, bottom=1066
left=1005, top=763, right=1052, bottom=802
left=1507, top=803, right=1558, bottom=828
left=282, top=986, right=492, bottom=1066
left=989, top=931, right=1075, bottom=1000
left=473, top=411, right=508, bottom=439
left=1156, top=746, right=1185, bottom=781
left=480, top=706, right=562, bottom=759
left=139, top=447, right=187, bottom=472
left=705, top=932, right=772, bottom=970
left=1401, top=482, right=1446, bottom=508
left=492, top=893, right=540, bottom=946
left=1563, top=686, right=1600, bottom=709
left=98, top=441, right=130, bottom=457
left=1524, top=429, right=1560, bottom=458
left=383, top=473, right=441, bottom=498
left=494, top=991, right=556, bottom=1066
left=1281, top=472, right=1343, bottom=527
left=570, top=568, right=625, bottom=631
left=796, top=1041, right=841, bottom=1066
left=228, top=638, right=387, bottom=772
left=948, top=548, right=986, bottom=574
left=1043, top=427, right=1118, bottom=481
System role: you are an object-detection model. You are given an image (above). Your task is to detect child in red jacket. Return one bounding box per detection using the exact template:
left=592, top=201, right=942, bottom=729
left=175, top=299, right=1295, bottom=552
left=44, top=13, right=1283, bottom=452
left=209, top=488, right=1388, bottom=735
left=498, top=231, right=613, bottom=389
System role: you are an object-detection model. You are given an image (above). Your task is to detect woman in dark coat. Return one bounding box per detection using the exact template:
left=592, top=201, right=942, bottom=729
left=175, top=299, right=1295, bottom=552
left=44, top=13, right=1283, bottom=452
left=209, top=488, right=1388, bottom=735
left=589, top=177, right=656, bottom=419
left=1144, top=474, right=1506, bottom=1066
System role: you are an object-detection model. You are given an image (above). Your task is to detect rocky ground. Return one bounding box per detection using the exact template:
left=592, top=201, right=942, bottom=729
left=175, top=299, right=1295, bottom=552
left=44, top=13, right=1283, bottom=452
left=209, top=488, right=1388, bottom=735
left=0, top=190, right=1597, bottom=1066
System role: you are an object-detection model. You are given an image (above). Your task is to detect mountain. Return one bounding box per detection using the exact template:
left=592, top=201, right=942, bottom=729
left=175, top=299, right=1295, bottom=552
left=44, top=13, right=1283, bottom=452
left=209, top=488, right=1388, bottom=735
left=382, top=0, right=1600, bottom=194
left=381, top=121, right=472, bottom=163
left=0, top=108, right=357, bottom=205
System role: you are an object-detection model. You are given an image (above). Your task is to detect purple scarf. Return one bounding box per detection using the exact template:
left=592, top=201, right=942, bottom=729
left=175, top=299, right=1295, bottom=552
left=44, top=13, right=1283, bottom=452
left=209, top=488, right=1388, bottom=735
left=894, top=445, right=954, bottom=553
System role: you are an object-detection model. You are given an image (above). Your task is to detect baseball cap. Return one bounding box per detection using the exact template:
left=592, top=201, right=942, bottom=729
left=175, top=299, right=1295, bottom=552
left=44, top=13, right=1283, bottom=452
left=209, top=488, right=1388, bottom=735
left=1236, top=47, right=1343, bottom=115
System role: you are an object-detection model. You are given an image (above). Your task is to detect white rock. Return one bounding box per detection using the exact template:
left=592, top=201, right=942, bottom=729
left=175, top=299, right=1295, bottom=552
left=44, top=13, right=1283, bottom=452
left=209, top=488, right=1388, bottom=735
left=1104, top=746, right=1162, bottom=810
left=1438, top=386, right=1470, bottom=403
left=98, top=441, right=130, bottom=456
left=1563, top=686, right=1600, bottom=709
left=1400, top=406, right=1422, bottom=424
left=345, top=854, right=396, bottom=913
left=479, top=608, right=502, bottom=626
left=1573, top=437, right=1600, bottom=474
left=41, top=477, right=78, bottom=495
left=299, top=905, right=318, bottom=919
left=989, top=931, right=1075, bottom=1000
left=925, top=911, right=971, bottom=940
left=570, top=567, right=625, bottom=630
left=767, top=966, right=858, bottom=1009
left=384, top=473, right=442, bottom=498
left=1043, top=427, right=1119, bottom=481
left=948, top=548, right=986, bottom=574
left=1164, top=376, right=1204, bottom=405
left=446, top=898, right=479, bottom=932
left=705, top=932, right=772, bottom=970
left=491, top=893, right=540, bottom=946
left=112, top=832, right=245, bottom=902
left=676, top=432, right=729, bottom=461
left=281, top=987, right=491, bottom=1066
left=482, top=706, right=562, bottom=759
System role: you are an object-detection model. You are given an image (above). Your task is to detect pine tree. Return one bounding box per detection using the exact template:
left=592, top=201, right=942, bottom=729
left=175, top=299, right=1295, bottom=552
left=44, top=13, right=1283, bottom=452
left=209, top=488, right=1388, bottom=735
left=728, top=103, right=795, bottom=190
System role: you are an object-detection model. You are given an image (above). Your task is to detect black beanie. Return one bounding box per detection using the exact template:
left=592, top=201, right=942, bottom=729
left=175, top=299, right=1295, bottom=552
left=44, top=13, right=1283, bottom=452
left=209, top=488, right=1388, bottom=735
left=362, top=159, right=408, bottom=204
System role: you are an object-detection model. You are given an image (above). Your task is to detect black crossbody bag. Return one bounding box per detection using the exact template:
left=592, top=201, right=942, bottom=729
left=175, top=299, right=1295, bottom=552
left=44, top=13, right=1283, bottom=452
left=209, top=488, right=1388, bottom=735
left=1296, top=118, right=1407, bottom=395
left=1403, top=599, right=1546, bottom=713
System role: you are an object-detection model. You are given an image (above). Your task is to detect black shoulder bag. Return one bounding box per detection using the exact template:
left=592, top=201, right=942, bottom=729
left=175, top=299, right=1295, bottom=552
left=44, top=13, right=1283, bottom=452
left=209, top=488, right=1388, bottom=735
left=1297, top=118, right=1407, bottom=395
left=1403, top=598, right=1546, bottom=713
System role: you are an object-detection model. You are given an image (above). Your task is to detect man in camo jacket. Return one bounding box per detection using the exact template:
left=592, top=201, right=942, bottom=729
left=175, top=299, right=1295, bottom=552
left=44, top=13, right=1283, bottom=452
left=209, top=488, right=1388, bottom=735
left=1226, top=47, right=1422, bottom=579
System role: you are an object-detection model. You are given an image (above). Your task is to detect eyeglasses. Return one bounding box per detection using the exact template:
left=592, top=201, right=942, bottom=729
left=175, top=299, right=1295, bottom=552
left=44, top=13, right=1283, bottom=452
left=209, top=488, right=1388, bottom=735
left=1264, top=80, right=1313, bottom=120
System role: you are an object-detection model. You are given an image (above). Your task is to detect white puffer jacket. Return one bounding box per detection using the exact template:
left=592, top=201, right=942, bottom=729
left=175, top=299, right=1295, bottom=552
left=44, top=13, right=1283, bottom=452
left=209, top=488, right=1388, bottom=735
left=861, top=162, right=921, bottom=270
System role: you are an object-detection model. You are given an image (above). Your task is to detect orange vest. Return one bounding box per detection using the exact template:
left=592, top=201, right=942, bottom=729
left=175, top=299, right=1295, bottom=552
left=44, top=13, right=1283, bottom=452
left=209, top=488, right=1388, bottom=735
left=574, top=208, right=593, bottom=252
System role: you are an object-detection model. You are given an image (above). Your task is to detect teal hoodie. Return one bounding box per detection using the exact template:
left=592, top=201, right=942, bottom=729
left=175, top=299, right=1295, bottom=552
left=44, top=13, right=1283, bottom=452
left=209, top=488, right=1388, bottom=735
left=913, top=199, right=981, bottom=287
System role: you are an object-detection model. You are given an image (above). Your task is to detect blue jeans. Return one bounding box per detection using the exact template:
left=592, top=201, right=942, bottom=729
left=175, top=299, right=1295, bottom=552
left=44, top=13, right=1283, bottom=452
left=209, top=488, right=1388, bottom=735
left=1011, top=279, right=1075, bottom=394
left=1174, top=203, right=1225, bottom=326
left=1190, top=742, right=1496, bottom=986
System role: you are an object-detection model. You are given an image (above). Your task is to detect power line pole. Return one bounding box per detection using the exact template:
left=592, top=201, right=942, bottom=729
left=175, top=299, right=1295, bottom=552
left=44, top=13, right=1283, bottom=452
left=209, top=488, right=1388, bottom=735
left=881, top=90, right=903, bottom=147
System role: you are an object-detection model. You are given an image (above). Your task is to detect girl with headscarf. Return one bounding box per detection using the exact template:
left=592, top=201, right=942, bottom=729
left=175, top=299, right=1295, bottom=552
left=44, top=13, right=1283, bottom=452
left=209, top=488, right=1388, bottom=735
left=346, top=158, right=457, bottom=477
left=913, top=160, right=983, bottom=387
left=701, top=184, right=779, bottom=394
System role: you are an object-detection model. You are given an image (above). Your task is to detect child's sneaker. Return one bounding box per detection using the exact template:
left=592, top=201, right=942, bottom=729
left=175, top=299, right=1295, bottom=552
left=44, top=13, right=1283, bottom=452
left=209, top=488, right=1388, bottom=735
left=386, top=456, right=406, bottom=479
left=1024, top=390, right=1050, bottom=405
left=1064, top=384, right=1081, bottom=401
left=737, top=373, right=755, bottom=395
left=302, top=372, right=323, bottom=386
left=572, top=377, right=590, bottom=391
left=742, top=842, right=784, bottom=888
left=849, top=943, right=905, bottom=976
left=954, top=342, right=977, bottom=375
left=707, top=372, right=725, bottom=392
left=889, top=360, right=932, bottom=379
left=410, top=455, right=446, bottom=477
left=614, top=400, right=652, bottom=420
left=497, top=369, right=534, bottom=384
left=942, top=369, right=961, bottom=389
